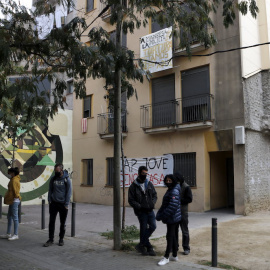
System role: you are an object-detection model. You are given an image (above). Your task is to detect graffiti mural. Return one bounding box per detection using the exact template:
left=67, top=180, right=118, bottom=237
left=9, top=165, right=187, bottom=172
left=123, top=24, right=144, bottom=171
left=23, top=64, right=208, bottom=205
left=0, top=110, right=72, bottom=204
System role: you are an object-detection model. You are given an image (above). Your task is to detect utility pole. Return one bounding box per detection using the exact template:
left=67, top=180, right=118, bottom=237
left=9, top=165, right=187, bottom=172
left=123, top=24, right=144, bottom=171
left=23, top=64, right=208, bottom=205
left=113, top=2, right=123, bottom=250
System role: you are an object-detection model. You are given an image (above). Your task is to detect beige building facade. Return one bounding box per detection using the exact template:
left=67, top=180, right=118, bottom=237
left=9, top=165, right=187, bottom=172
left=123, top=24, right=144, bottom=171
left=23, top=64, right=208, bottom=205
left=72, top=0, right=270, bottom=215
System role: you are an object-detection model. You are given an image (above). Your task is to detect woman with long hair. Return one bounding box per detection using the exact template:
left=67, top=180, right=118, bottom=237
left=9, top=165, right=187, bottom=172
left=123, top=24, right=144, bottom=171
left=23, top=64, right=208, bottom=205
left=0, top=167, right=21, bottom=240
left=156, top=174, right=181, bottom=266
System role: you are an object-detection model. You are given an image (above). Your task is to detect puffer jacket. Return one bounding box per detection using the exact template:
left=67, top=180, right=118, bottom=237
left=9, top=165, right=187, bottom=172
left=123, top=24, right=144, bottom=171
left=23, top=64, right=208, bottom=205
left=128, top=178, right=157, bottom=216
left=156, top=184, right=181, bottom=224
left=4, top=175, right=21, bottom=205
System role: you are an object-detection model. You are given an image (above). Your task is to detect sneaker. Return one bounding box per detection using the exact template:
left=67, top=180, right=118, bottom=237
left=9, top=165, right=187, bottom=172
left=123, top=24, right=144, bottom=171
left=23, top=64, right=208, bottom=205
left=158, top=257, right=169, bottom=266
left=43, top=240, right=54, bottom=247
left=59, top=239, right=64, bottom=246
left=147, top=246, right=156, bottom=256
left=183, top=250, right=190, bottom=255
left=8, top=235, right=19, bottom=241
left=0, top=234, right=12, bottom=239
left=169, top=256, right=179, bottom=261
left=135, top=244, right=148, bottom=255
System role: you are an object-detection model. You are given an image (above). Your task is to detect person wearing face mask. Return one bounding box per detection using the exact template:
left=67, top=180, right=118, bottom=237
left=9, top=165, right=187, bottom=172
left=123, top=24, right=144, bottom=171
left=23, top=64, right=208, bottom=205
left=156, top=174, right=181, bottom=266
left=0, top=167, right=21, bottom=241
left=128, top=166, right=157, bottom=256
left=43, top=164, right=72, bottom=247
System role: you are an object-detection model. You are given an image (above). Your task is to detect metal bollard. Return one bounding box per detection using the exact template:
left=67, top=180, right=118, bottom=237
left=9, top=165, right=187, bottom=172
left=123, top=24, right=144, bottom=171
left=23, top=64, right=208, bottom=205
left=41, top=199, right=45, bottom=229
left=212, top=218, right=218, bottom=267
left=0, top=195, right=2, bottom=219
left=71, top=202, right=76, bottom=237
left=18, top=202, right=22, bottom=223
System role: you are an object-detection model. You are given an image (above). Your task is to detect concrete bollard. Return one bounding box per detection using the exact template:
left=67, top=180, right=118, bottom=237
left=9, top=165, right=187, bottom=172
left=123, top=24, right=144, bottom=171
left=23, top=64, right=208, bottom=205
left=0, top=195, right=2, bottom=219
left=71, top=202, right=76, bottom=237
left=41, top=199, right=45, bottom=229
left=212, top=218, right=218, bottom=267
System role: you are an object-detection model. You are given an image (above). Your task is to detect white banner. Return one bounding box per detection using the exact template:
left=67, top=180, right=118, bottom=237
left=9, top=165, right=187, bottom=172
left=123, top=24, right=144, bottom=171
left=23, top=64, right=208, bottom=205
left=140, top=27, right=173, bottom=73
left=120, top=154, right=173, bottom=187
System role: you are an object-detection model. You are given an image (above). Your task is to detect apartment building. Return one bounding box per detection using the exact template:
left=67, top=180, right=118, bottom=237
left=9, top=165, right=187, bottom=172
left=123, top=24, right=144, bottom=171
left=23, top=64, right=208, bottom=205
left=72, top=0, right=270, bottom=214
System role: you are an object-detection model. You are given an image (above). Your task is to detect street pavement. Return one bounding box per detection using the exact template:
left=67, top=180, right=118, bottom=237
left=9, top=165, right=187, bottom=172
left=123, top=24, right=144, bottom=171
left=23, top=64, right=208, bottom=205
left=0, top=203, right=238, bottom=270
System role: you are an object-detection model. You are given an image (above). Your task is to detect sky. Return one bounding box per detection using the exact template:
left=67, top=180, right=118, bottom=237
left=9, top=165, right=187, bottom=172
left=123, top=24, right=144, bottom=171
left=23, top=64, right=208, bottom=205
left=0, top=0, right=32, bottom=18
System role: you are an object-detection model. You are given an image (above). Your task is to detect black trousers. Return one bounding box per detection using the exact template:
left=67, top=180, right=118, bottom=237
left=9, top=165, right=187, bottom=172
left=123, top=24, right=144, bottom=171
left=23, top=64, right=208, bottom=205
left=164, top=223, right=179, bottom=258
left=179, top=212, right=190, bottom=251
left=49, top=201, right=68, bottom=241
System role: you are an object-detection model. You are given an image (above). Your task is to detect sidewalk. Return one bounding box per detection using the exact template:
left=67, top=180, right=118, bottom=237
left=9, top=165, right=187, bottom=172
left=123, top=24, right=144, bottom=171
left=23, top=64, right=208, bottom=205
left=0, top=203, right=237, bottom=270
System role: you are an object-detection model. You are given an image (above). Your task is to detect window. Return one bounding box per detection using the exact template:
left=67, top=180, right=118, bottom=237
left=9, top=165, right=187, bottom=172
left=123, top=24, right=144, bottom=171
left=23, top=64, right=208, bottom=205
left=106, top=157, right=114, bottom=186
left=67, top=80, right=73, bottom=94
left=151, top=18, right=169, bottom=33
left=86, top=0, right=94, bottom=12
left=173, top=153, right=196, bottom=187
left=181, top=66, right=210, bottom=123
left=83, top=95, right=92, bottom=118
left=152, top=74, right=176, bottom=127
left=82, top=159, right=93, bottom=185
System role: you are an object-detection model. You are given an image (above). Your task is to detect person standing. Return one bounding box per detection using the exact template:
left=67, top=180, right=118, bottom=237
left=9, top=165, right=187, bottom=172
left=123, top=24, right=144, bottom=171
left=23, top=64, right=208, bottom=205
left=0, top=167, right=21, bottom=241
left=128, top=166, right=157, bottom=256
left=174, top=171, right=193, bottom=255
left=156, top=174, right=181, bottom=266
left=43, top=164, right=72, bottom=247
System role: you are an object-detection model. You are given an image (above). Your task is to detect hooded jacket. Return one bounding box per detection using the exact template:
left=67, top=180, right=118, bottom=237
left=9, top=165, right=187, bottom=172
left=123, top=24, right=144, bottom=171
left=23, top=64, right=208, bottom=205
left=128, top=177, right=157, bottom=216
left=48, top=170, right=72, bottom=207
left=4, top=174, right=21, bottom=205
left=156, top=184, right=181, bottom=224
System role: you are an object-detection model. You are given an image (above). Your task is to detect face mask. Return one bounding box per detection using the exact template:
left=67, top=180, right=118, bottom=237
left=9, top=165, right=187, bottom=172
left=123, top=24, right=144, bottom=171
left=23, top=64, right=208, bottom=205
left=165, top=183, right=173, bottom=188
left=138, top=174, right=147, bottom=183
left=55, top=172, right=61, bottom=178
left=7, top=175, right=12, bottom=179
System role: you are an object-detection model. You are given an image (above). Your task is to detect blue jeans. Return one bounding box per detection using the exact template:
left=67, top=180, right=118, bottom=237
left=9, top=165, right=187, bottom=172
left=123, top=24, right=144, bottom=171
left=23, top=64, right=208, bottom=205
left=137, top=211, right=156, bottom=247
left=7, top=202, right=20, bottom=235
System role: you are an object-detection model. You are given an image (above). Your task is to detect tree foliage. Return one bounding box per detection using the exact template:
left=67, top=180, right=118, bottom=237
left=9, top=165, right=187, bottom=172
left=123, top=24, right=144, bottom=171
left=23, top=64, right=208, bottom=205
left=0, top=0, right=258, bottom=138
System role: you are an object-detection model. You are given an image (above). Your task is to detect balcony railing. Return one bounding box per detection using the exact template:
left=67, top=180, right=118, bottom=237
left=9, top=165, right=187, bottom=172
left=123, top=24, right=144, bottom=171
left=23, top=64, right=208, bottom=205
left=97, top=111, right=127, bottom=136
left=140, top=94, right=213, bottom=130
left=99, top=0, right=127, bottom=22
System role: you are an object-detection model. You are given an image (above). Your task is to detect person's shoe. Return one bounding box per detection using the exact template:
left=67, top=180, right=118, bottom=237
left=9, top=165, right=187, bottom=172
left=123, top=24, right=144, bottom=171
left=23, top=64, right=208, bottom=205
left=0, top=234, right=12, bottom=239
left=147, top=246, right=156, bottom=256
left=43, top=240, right=54, bottom=247
left=59, top=239, right=64, bottom=246
left=135, top=244, right=148, bottom=255
left=158, top=257, right=169, bottom=266
left=183, top=250, right=190, bottom=255
left=8, top=235, right=19, bottom=241
left=169, top=256, right=179, bottom=261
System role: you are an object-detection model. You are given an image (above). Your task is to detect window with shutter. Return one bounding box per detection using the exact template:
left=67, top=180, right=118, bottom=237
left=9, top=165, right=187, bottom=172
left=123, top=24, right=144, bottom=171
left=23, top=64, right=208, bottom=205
left=152, top=74, right=176, bottom=127
left=83, top=95, right=92, bottom=118
left=181, top=66, right=210, bottom=123
left=86, top=0, right=94, bottom=12
left=82, top=159, right=93, bottom=185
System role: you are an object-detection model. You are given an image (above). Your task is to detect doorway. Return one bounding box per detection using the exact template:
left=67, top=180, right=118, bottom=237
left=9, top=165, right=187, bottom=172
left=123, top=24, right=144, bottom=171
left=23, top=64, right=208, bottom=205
left=210, top=151, right=234, bottom=210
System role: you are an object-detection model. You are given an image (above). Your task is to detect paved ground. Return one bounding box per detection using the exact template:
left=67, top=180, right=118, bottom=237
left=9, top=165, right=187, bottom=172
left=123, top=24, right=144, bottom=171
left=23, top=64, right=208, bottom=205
left=0, top=203, right=238, bottom=270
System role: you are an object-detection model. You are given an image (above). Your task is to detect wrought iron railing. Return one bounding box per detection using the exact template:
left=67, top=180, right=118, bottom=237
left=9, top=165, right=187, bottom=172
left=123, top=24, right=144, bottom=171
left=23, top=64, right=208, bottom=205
left=97, top=111, right=127, bottom=135
left=140, top=94, right=213, bottom=129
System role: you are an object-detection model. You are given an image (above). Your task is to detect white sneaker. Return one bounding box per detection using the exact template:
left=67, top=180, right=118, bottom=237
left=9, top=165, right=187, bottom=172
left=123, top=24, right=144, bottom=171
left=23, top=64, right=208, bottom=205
left=0, top=234, right=12, bottom=239
left=158, top=257, right=169, bottom=266
left=169, top=256, right=179, bottom=261
left=8, top=235, right=19, bottom=241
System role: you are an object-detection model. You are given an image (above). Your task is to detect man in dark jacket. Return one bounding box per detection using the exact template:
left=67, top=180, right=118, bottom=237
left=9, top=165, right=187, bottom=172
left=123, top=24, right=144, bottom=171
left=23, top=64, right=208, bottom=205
left=43, top=164, right=72, bottom=247
left=128, top=166, right=157, bottom=256
left=174, top=171, right=193, bottom=255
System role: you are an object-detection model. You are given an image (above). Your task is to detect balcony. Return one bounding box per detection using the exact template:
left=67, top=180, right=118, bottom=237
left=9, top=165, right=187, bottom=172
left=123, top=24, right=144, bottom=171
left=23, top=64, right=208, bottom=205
left=97, top=111, right=128, bottom=139
left=140, top=94, right=214, bottom=134
left=99, top=0, right=127, bottom=22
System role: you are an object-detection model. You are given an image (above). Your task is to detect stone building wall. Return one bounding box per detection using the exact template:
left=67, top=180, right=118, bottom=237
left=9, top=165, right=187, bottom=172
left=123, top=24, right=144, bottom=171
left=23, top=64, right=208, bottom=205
left=243, top=70, right=270, bottom=213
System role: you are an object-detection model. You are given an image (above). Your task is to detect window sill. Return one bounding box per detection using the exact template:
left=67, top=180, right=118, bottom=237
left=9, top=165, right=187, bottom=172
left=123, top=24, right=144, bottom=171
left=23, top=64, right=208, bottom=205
left=80, top=184, right=93, bottom=187
left=85, top=8, right=96, bottom=15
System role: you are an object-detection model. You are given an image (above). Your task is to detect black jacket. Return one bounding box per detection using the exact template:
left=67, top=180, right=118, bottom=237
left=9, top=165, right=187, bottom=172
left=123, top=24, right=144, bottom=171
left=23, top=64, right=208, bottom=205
left=156, top=184, right=181, bottom=224
left=128, top=178, right=157, bottom=216
left=181, top=181, right=192, bottom=214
